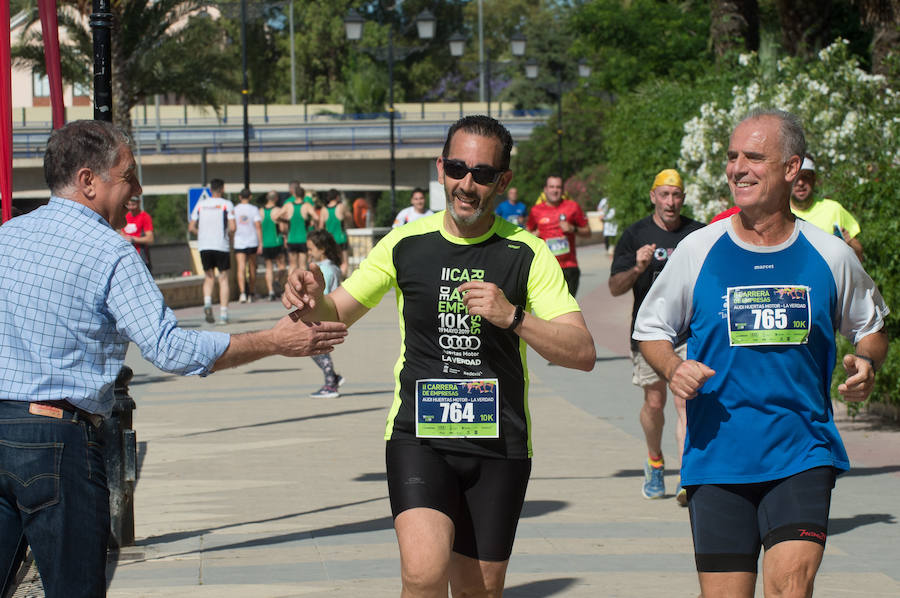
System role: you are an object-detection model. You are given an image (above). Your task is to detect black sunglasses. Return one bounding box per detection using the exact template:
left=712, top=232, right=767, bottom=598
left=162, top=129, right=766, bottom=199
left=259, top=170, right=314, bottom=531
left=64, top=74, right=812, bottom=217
left=442, top=159, right=505, bottom=185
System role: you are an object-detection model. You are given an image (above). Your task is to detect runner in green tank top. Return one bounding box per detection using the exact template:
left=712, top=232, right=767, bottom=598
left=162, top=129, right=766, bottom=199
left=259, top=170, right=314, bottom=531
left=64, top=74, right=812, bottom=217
left=318, top=189, right=349, bottom=275
left=261, top=191, right=287, bottom=300
left=277, top=193, right=313, bottom=270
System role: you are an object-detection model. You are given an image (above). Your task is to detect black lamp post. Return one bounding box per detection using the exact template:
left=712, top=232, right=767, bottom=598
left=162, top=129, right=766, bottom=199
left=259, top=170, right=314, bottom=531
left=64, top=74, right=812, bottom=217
left=240, top=0, right=250, bottom=189
left=448, top=32, right=526, bottom=118
left=525, top=57, right=591, bottom=175
left=345, top=7, right=436, bottom=218
left=90, top=0, right=113, bottom=123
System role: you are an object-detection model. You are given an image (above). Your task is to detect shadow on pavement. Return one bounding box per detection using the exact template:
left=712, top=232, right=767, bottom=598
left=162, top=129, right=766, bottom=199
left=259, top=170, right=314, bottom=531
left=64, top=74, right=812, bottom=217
left=612, top=468, right=681, bottom=478
left=136, top=496, right=388, bottom=547
left=506, top=577, right=579, bottom=597
left=243, top=367, right=299, bottom=375
left=546, top=355, right=628, bottom=367
left=842, top=465, right=900, bottom=477
left=521, top=500, right=568, bottom=518
left=828, top=513, right=896, bottom=535
left=180, top=406, right=385, bottom=437
left=161, top=516, right=396, bottom=558
left=355, top=472, right=387, bottom=482
left=129, top=373, right=178, bottom=386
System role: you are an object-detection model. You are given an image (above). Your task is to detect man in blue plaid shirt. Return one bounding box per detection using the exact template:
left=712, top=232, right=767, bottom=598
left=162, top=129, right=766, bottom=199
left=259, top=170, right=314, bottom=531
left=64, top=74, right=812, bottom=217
left=0, top=120, right=348, bottom=597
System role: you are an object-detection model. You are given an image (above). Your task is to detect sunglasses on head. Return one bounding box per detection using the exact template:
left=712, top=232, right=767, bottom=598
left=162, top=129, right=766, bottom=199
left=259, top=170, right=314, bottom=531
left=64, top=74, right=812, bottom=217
left=442, top=159, right=505, bottom=185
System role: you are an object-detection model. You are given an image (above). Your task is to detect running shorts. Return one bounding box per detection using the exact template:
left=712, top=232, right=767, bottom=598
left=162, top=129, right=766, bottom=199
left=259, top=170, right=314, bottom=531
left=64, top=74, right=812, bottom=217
left=386, top=438, right=531, bottom=561
left=286, top=243, right=307, bottom=254
left=688, top=466, right=836, bottom=573
left=200, top=250, right=230, bottom=272
left=261, top=246, right=283, bottom=260
left=234, top=246, right=258, bottom=255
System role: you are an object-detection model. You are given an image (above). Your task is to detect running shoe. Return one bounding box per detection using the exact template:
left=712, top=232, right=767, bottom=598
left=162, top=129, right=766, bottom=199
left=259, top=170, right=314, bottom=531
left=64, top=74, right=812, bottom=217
left=336, top=375, right=345, bottom=388
left=203, top=306, right=214, bottom=323
left=310, top=385, right=339, bottom=399
left=642, top=460, right=665, bottom=499
left=267, top=293, right=277, bottom=301
left=217, top=314, right=229, bottom=325
left=239, top=293, right=248, bottom=303
left=676, top=483, right=688, bottom=507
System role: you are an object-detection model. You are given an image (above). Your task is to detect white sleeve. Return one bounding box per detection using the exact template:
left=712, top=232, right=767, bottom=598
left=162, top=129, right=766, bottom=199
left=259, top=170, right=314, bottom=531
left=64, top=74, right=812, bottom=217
left=632, top=225, right=721, bottom=344
left=800, top=221, right=890, bottom=344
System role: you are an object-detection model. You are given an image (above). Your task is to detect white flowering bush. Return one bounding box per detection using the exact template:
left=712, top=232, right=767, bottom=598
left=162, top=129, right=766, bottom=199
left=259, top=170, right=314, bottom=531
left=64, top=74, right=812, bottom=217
left=677, top=39, right=900, bottom=221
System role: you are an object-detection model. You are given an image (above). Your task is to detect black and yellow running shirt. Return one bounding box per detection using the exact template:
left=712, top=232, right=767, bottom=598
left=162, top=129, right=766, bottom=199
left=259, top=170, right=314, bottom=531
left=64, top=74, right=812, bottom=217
left=343, top=212, right=579, bottom=459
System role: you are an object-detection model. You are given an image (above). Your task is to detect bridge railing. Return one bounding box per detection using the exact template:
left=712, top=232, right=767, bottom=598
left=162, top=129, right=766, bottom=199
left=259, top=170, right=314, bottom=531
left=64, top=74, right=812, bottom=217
left=13, top=118, right=548, bottom=159
left=12, top=102, right=551, bottom=131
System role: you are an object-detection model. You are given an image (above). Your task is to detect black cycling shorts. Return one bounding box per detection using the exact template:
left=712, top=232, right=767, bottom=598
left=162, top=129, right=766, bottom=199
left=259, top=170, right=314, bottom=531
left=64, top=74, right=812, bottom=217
left=199, top=250, right=230, bottom=272
left=261, top=246, right=283, bottom=260
left=386, top=439, right=531, bottom=562
left=688, top=466, right=836, bottom=573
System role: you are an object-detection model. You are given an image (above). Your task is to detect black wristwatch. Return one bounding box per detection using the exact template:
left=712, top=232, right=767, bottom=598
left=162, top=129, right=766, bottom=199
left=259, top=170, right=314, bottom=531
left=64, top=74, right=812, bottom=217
left=506, top=304, right=525, bottom=331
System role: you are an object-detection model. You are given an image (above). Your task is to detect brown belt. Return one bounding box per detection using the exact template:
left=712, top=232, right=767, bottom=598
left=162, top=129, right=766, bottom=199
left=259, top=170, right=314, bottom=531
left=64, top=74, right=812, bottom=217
left=30, top=400, right=103, bottom=429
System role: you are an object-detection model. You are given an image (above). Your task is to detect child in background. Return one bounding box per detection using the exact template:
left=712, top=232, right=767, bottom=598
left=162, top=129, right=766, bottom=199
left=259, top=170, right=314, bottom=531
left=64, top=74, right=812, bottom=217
left=306, top=229, right=345, bottom=398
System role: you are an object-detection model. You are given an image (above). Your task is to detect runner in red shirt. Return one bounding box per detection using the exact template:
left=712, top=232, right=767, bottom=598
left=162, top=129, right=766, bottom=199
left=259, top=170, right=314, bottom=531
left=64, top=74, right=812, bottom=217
left=120, top=197, right=154, bottom=271
left=526, top=175, right=590, bottom=295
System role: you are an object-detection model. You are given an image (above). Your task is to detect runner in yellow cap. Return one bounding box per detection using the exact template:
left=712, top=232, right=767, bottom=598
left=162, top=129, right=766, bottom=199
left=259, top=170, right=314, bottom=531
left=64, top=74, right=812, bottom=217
left=608, top=167, right=703, bottom=506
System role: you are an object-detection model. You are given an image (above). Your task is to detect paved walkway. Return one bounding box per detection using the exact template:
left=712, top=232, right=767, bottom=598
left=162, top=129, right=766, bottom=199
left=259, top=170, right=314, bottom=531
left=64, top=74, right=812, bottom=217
left=106, top=244, right=900, bottom=597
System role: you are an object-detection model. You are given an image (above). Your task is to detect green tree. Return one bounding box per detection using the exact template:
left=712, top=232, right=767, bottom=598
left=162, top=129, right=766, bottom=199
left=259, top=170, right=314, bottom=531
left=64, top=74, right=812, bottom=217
left=568, top=0, right=713, bottom=93
left=12, top=0, right=238, bottom=134
left=601, top=71, right=737, bottom=231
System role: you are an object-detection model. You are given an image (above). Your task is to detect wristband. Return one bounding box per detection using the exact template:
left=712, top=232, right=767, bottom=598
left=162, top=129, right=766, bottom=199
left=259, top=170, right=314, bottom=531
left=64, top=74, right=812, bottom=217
left=506, top=304, right=524, bottom=331
left=856, top=354, right=877, bottom=372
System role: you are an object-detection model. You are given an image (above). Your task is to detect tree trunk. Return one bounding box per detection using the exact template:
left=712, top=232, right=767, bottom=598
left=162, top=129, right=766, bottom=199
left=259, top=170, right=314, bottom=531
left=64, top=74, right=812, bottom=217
left=776, top=0, right=837, bottom=57
left=710, top=0, right=760, bottom=59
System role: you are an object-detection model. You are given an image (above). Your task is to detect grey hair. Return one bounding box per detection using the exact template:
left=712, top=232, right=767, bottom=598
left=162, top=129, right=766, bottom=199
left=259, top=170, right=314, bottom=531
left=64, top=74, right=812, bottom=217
left=44, top=120, right=131, bottom=194
left=739, top=109, right=806, bottom=163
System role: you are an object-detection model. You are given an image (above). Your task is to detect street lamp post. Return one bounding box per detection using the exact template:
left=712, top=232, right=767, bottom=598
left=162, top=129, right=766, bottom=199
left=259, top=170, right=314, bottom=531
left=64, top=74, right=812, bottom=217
left=345, top=8, right=435, bottom=218
left=449, top=32, right=526, bottom=118
left=240, top=0, right=250, bottom=189
left=526, top=58, right=591, bottom=175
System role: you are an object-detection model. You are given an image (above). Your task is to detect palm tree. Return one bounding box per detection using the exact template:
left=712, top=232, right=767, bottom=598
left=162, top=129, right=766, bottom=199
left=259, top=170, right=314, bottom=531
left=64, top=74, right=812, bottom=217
left=854, top=0, right=899, bottom=75
left=12, top=0, right=237, bottom=134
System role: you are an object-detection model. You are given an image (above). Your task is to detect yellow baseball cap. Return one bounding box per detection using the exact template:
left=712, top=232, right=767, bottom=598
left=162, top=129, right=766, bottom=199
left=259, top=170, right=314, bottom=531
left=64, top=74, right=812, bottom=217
left=651, top=169, right=683, bottom=191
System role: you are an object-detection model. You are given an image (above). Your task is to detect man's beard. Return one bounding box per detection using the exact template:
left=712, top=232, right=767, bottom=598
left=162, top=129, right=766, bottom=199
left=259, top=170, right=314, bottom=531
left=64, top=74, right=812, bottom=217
left=446, top=191, right=486, bottom=227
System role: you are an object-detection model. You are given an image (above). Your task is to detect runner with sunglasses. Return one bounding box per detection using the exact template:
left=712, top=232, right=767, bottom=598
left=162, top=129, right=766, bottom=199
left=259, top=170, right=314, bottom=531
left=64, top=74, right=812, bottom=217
left=282, top=114, right=596, bottom=597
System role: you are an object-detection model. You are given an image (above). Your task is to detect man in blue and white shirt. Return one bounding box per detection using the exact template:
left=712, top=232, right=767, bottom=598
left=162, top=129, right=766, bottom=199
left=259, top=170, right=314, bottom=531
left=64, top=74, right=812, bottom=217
left=0, top=120, right=347, bottom=598
left=634, top=109, right=888, bottom=597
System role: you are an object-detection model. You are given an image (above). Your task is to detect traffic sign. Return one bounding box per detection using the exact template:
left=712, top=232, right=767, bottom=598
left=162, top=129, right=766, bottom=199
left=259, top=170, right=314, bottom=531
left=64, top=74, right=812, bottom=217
left=187, top=187, right=211, bottom=220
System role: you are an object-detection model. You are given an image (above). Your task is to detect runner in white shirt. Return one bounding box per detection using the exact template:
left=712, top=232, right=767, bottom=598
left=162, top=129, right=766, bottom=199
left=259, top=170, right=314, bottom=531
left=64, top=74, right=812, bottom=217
left=189, top=179, right=235, bottom=323
left=233, top=188, right=263, bottom=303
left=392, top=187, right=434, bottom=228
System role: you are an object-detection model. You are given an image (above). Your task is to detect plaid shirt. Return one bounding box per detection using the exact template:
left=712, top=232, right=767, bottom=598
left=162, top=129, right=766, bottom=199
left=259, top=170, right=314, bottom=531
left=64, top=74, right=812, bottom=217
left=0, top=196, right=229, bottom=417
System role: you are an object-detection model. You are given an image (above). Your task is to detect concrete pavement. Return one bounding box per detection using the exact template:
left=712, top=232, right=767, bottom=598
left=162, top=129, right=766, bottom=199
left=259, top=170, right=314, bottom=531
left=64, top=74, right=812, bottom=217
left=106, top=244, right=900, bottom=597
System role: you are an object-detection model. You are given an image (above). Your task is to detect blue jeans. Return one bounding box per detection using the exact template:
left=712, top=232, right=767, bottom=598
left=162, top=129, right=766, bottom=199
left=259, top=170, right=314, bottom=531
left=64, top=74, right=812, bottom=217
left=0, top=401, right=109, bottom=597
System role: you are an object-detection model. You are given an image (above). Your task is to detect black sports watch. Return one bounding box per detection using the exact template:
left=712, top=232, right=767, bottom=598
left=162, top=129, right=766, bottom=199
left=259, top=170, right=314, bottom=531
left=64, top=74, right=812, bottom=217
left=505, top=304, right=525, bottom=331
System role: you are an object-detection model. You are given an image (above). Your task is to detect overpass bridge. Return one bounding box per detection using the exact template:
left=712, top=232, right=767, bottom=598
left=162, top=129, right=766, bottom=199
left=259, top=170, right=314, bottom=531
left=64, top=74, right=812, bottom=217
left=11, top=106, right=549, bottom=201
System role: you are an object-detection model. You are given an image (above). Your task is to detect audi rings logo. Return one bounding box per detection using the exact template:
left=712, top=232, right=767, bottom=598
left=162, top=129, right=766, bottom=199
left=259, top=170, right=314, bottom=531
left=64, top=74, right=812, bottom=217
left=439, top=334, right=481, bottom=350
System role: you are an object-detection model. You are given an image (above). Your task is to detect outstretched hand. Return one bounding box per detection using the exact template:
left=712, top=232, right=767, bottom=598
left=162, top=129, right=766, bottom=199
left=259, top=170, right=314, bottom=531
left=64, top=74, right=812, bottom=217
left=271, top=315, right=347, bottom=356
left=282, top=263, right=326, bottom=321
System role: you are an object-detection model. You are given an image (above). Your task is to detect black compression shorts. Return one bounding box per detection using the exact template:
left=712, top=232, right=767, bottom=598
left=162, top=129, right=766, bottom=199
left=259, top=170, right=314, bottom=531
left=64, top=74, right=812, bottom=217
left=386, top=439, right=531, bottom=561
left=688, top=466, right=836, bottom=573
